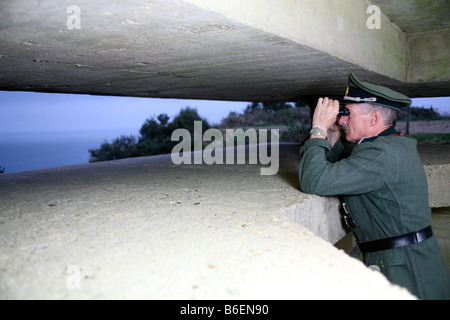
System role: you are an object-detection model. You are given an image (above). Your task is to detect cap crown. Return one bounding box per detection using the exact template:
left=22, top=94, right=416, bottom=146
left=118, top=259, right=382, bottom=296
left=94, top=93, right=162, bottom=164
left=344, top=73, right=412, bottom=110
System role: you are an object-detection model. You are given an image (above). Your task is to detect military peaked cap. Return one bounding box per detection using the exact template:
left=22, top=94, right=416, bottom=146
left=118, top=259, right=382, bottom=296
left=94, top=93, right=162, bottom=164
left=343, top=73, right=412, bottom=111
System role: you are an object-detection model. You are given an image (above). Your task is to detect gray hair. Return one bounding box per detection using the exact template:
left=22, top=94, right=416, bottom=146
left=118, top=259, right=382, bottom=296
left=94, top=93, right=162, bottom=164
left=359, top=103, right=399, bottom=126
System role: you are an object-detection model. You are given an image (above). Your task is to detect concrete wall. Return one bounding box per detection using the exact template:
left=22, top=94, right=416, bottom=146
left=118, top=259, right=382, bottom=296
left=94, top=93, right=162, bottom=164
left=186, top=0, right=408, bottom=81
left=425, top=164, right=450, bottom=208
left=408, top=28, right=450, bottom=82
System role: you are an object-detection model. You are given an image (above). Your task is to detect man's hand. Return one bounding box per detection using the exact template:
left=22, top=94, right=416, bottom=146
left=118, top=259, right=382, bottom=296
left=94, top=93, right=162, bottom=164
left=327, top=122, right=341, bottom=147
left=311, top=98, right=340, bottom=140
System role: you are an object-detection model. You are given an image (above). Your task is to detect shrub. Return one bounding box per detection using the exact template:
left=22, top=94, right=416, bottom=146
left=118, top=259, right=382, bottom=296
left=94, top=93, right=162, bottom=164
left=89, top=107, right=211, bottom=162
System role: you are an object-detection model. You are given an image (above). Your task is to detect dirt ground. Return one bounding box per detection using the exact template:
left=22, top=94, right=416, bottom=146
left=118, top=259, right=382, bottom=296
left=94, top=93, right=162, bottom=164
left=396, top=121, right=450, bottom=165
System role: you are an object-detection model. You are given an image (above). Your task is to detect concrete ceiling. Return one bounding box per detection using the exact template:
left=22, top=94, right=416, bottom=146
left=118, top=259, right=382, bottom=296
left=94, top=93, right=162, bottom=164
left=370, top=0, right=450, bottom=34
left=0, top=0, right=449, bottom=102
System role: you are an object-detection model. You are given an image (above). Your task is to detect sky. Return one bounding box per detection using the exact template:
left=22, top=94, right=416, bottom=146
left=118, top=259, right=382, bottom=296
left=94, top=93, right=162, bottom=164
left=0, top=91, right=449, bottom=137
left=0, top=91, right=249, bottom=137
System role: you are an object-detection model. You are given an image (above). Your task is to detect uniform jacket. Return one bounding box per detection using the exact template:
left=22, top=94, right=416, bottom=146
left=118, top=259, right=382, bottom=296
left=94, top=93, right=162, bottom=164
left=299, top=127, right=450, bottom=300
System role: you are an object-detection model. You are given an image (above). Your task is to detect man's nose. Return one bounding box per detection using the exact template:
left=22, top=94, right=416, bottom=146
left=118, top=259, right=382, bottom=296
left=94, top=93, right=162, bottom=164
left=338, top=116, right=347, bottom=125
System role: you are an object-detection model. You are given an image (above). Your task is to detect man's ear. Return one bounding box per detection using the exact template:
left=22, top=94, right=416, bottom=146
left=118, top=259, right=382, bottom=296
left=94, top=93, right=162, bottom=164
left=370, top=110, right=381, bottom=126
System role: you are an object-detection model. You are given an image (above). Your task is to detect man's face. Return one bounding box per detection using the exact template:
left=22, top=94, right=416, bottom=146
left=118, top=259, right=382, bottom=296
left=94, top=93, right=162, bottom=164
left=338, top=104, right=371, bottom=143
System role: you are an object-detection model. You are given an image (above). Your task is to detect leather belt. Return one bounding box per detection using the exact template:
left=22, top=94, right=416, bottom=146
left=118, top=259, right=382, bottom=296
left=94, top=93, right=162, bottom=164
left=357, top=226, right=433, bottom=254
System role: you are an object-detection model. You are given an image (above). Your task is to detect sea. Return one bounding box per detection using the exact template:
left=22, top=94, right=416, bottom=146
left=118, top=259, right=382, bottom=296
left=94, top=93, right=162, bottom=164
left=0, top=130, right=135, bottom=173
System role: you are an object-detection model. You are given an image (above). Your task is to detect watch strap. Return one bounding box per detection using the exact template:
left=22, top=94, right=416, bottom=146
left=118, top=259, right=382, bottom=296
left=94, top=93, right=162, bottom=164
left=310, top=127, right=328, bottom=138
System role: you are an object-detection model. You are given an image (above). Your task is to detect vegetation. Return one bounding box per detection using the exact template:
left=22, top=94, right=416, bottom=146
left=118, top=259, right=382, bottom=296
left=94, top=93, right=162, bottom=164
left=218, top=101, right=311, bottom=143
left=0, top=166, right=5, bottom=174
left=89, top=102, right=449, bottom=162
left=89, top=107, right=211, bottom=163
left=399, top=106, right=445, bottom=121
left=409, top=133, right=450, bottom=144
left=89, top=135, right=140, bottom=162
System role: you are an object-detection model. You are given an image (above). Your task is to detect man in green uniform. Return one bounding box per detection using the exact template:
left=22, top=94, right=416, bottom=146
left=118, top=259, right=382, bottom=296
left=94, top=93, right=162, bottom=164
left=298, top=73, right=450, bottom=300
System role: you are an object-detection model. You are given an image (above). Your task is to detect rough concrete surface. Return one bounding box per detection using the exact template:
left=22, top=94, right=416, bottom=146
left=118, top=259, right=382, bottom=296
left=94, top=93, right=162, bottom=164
left=1, top=0, right=449, bottom=101
left=0, top=145, right=416, bottom=300
left=416, top=142, right=450, bottom=209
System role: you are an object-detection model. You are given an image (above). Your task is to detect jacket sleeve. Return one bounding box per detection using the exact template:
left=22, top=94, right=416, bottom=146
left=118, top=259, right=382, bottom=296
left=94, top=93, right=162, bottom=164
left=326, top=140, right=346, bottom=163
left=326, top=130, right=357, bottom=162
left=299, top=138, right=389, bottom=196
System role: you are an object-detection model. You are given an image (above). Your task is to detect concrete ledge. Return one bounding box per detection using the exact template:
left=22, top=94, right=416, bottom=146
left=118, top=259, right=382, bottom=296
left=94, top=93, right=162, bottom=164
left=282, top=195, right=346, bottom=245
left=0, top=144, right=418, bottom=299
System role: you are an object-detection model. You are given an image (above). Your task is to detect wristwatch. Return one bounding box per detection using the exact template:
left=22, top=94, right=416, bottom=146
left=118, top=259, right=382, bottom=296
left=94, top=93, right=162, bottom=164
left=310, top=127, right=328, bottom=138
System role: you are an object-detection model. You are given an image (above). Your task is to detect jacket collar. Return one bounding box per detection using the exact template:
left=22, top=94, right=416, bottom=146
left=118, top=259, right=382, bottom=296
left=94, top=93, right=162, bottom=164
left=358, top=126, right=398, bottom=144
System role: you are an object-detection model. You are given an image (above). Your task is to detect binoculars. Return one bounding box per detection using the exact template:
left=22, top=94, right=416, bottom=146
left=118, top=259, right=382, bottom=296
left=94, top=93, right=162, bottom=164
left=338, top=105, right=350, bottom=117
